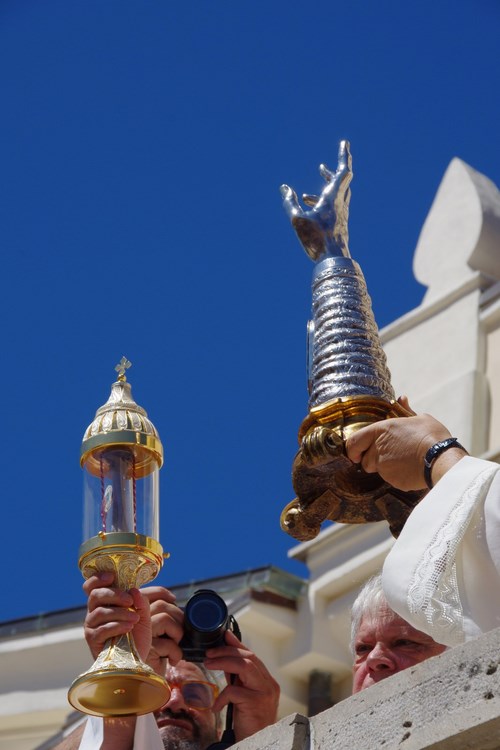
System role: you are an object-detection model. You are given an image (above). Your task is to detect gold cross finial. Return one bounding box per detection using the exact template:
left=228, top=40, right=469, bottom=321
left=115, top=356, right=132, bottom=382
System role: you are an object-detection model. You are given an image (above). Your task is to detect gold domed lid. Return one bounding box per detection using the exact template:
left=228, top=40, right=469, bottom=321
left=81, top=358, right=163, bottom=472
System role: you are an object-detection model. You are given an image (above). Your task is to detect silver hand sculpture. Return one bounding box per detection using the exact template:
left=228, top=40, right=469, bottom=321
left=281, top=139, right=394, bottom=409
left=280, top=140, right=352, bottom=261
left=279, top=141, right=424, bottom=542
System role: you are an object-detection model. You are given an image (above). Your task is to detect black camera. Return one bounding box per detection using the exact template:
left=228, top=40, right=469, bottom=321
left=180, top=589, right=237, bottom=662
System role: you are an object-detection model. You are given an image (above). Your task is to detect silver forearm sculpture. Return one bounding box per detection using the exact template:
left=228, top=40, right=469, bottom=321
left=280, top=141, right=423, bottom=541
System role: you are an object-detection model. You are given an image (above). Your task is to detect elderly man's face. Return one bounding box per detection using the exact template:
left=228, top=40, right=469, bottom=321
left=352, top=604, right=446, bottom=694
left=154, top=661, right=219, bottom=750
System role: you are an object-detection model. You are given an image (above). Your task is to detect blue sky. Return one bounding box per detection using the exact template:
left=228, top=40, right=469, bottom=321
left=1, top=0, right=499, bottom=620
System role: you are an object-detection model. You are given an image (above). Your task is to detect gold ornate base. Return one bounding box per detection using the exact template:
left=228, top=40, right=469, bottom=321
left=68, top=533, right=170, bottom=717
left=281, top=395, right=424, bottom=541
left=68, top=667, right=170, bottom=717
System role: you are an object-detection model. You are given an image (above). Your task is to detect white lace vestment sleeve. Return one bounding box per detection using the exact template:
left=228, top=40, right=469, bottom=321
left=382, top=457, right=500, bottom=646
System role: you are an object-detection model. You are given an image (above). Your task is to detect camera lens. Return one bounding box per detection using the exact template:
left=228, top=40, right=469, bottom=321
left=187, top=594, right=227, bottom=632
left=181, top=589, right=230, bottom=662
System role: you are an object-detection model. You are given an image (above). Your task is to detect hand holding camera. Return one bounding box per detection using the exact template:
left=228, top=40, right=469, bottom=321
left=178, top=589, right=278, bottom=744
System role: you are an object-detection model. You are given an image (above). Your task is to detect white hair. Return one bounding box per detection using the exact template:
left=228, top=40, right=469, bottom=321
left=350, top=574, right=388, bottom=654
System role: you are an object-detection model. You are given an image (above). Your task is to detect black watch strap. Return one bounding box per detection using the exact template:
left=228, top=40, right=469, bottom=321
left=423, top=437, right=466, bottom=489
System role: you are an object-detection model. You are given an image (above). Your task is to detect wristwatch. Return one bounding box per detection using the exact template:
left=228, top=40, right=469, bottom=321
left=423, top=437, right=466, bottom=489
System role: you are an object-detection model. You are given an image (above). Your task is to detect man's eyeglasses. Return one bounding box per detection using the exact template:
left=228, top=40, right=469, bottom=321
left=167, top=680, right=219, bottom=710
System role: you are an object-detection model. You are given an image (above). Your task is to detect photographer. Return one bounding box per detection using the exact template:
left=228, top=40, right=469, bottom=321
left=75, top=571, right=280, bottom=750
